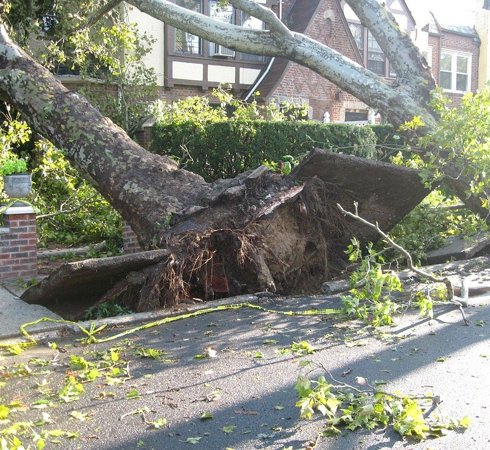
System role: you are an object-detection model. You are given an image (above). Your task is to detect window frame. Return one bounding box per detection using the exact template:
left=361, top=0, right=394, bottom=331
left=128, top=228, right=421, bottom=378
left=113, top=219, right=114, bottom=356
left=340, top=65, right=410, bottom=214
left=439, top=50, right=472, bottom=93
left=347, top=20, right=394, bottom=78
left=171, top=0, right=264, bottom=61
left=173, top=0, right=203, bottom=56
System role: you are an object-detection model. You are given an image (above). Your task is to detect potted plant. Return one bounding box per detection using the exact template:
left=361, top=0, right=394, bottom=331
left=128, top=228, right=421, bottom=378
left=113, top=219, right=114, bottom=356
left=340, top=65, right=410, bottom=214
left=0, top=156, right=32, bottom=198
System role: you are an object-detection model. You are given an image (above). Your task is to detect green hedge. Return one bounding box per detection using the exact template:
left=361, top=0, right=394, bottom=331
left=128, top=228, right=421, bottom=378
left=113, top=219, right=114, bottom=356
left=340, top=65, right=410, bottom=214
left=371, top=124, right=406, bottom=155
left=151, top=121, right=380, bottom=181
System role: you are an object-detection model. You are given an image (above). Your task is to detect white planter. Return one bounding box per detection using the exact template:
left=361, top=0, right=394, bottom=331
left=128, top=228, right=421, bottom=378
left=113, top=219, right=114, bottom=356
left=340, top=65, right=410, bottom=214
left=3, top=174, right=32, bottom=198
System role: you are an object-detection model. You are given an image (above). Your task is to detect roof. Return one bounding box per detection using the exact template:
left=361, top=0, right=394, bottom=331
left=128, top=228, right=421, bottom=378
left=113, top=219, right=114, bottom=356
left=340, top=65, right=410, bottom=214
left=428, top=11, right=479, bottom=39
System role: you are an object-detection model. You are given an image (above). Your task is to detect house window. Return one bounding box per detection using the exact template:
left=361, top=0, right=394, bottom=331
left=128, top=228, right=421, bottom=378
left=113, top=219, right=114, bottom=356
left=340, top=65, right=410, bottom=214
left=174, top=0, right=202, bottom=54
left=172, top=0, right=264, bottom=60
left=347, top=21, right=394, bottom=78
left=345, top=110, right=368, bottom=123
left=209, top=0, right=234, bottom=56
left=440, top=51, right=471, bottom=92
left=367, top=31, right=385, bottom=76
left=348, top=22, right=363, bottom=52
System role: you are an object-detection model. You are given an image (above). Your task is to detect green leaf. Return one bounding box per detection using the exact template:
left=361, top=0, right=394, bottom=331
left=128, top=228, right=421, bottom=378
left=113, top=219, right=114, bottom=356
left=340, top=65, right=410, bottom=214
left=69, top=410, right=90, bottom=421
left=200, top=412, right=213, bottom=420
left=290, top=341, right=316, bottom=355
left=0, top=405, right=10, bottom=420
left=325, top=397, right=341, bottom=414
left=221, top=425, right=236, bottom=434
left=148, top=417, right=167, bottom=429
left=186, top=436, right=202, bottom=444
left=126, top=389, right=140, bottom=399
left=459, top=416, right=471, bottom=428
left=274, top=405, right=284, bottom=411
left=110, top=349, right=120, bottom=362
left=7, top=344, right=24, bottom=355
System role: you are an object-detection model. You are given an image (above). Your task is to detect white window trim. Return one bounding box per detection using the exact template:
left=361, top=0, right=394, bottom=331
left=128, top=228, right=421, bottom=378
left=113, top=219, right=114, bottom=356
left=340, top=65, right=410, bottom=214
left=440, top=49, right=472, bottom=94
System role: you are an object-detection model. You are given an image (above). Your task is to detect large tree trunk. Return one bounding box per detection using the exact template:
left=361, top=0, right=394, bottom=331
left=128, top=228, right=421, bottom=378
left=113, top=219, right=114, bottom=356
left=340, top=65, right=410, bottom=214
left=1, top=24, right=431, bottom=311
left=1, top=0, right=489, bottom=310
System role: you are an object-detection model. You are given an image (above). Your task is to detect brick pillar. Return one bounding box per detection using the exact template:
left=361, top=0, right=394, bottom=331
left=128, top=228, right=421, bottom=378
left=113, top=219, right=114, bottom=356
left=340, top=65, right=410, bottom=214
left=0, top=205, right=38, bottom=281
left=122, top=221, right=143, bottom=254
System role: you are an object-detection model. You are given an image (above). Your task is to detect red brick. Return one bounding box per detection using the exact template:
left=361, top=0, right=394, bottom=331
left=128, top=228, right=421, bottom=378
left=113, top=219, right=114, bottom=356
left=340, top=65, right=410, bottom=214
left=11, top=240, right=28, bottom=246
left=18, top=221, right=35, bottom=227
left=11, top=264, right=31, bottom=271
left=2, top=247, right=19, bottom=253
left=18, top=232, right=36, bottom=239
left=8, top=214, right=34, bottom=220
left=10, top=227, right=28, bottom=233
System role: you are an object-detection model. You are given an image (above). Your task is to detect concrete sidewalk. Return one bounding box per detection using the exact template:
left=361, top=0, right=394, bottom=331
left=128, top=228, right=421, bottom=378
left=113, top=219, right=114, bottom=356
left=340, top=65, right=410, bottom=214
left=0, top=285, right=62, bottom=341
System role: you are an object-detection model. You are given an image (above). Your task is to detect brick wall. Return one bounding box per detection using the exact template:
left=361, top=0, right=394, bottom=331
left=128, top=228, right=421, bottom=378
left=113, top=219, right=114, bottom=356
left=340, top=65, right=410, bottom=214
left=0, top=206, right=37, bottom=281
left=268, top=0, right=364, bottom=122
left=429, top=31, right=480, bottom=106
left=122, top=221, right=144, bottom=254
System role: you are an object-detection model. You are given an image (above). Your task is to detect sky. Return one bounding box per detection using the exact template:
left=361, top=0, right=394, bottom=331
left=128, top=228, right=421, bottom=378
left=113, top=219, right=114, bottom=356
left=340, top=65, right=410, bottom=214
left=405, top=0, right=482, bottom=26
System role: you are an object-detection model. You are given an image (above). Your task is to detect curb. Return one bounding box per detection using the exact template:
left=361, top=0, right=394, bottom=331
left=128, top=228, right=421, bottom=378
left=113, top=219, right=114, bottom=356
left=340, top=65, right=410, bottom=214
left=1, top=294, right=260, bottom=345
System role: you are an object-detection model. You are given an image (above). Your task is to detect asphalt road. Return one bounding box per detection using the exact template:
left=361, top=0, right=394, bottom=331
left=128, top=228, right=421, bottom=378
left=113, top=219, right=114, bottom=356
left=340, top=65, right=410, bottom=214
left=1, top=292, right=489, bottom=450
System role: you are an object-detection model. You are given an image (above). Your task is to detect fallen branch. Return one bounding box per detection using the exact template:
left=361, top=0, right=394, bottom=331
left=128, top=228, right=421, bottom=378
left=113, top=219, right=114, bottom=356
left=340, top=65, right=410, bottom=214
left=36, top=194, right=99, bottom=220
left=337, top=202, right=469, bottom=325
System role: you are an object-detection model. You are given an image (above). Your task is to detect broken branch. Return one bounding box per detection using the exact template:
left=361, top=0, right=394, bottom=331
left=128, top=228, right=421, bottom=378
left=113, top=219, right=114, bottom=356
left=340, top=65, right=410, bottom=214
left=337, top=202, right=469, bottom=325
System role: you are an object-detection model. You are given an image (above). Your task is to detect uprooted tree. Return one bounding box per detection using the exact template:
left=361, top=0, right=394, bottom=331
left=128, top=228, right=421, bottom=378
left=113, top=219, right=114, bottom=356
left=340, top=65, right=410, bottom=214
left=1, top=0, right=489, bottom=313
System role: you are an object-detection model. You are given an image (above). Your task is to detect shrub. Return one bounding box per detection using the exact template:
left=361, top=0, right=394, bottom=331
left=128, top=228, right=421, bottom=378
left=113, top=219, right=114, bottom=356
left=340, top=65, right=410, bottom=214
left=370, top=124, right=407, bottom=159
left=32, top=141, right=121, bottom=248
left=151, top=120, right=378, bottom=181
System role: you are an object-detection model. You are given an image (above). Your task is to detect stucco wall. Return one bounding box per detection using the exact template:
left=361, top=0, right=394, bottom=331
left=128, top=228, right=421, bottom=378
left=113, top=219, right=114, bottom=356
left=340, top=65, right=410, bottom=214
left=127, top=4, right=165, bottom=86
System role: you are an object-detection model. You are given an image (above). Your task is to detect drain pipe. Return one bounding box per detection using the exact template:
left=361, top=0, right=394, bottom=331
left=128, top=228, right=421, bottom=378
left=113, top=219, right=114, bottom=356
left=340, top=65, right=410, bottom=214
left=244, top=0, right=283, bottom=101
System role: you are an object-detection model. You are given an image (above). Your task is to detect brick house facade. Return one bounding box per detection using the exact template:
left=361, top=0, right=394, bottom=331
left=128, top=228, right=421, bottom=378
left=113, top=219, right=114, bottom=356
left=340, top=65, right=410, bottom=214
left=124, top=0, right=481, bottom=129
left=53, top=1, right=482, bottom=133
left=426, top=14, right=480, bottom=106
left=252, top=0, right=365, bottom=122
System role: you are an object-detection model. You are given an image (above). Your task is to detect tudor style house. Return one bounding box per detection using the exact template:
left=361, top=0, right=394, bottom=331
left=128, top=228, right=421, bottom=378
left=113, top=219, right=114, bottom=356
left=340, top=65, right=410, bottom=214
left=126, top=0, right=484, bottom=123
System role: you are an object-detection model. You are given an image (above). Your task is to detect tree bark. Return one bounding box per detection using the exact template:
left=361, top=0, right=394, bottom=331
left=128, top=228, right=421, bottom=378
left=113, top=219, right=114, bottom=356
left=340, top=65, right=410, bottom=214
left=1, top=0, right=489, bottom=309
left=0, top=25, right=211, bottom=243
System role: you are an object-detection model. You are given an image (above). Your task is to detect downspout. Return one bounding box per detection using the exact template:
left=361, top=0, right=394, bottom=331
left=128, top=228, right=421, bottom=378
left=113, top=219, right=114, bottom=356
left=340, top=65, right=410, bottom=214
left=244, top=0, right=283, bottom=101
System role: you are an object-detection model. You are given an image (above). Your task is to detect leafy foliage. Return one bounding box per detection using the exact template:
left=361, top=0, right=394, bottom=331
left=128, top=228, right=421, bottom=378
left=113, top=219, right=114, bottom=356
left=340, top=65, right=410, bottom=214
left=32, top=141, right=121, bottom=247
left=389, top=190, right=487, bottom=262
left=421, top=89, right=490, bottom=210
left=151, top=89, right=378, bottom=181
left=0, top=111, right=31, bottom=198
left=295, top=375, right=470, bottom=440
left=0, top=156, right=28, bottom=176
left=83, top=301, right=132, bottom=320
left=386, top=90, right=490, bottom=260
left=341, top=239, right=403, bottom=327
left=1, top=1, right=155, bottom=247
left=74, top=20, right=158, bottom=136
